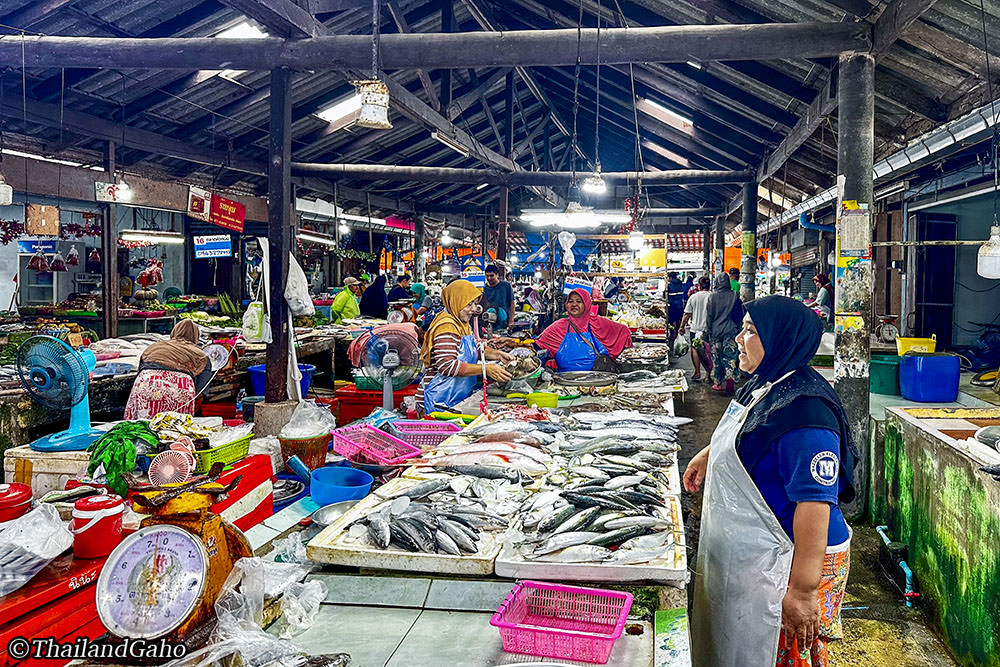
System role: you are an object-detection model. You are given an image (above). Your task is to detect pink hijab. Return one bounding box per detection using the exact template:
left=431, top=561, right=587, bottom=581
left=536, top=289, right=633, bottom=358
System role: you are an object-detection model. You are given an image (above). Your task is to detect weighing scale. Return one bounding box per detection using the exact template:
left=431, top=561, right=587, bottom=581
left=96, top=469, right=253, bottom=643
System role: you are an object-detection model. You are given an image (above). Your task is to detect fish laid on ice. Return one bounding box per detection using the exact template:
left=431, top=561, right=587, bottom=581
left=529, top=545, right=612, bottom=563
left=440, top=465, right=522, bottom=483
left=604, top=473, right=647, bottom=490
left=530, top=531, right=602, bottom=556
left=606, top=546, right=672, bottom=564
left=552, top=506, right=604, bottom=535
left=603, top=515, right=672, bottom=530
left=389, top=479, right=451, bottom=500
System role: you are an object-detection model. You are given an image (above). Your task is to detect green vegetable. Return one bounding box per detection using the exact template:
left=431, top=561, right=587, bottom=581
left=87, top=421, right=158, bottom=495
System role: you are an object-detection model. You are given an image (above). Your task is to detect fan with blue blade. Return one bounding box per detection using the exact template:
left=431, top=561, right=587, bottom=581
left=17, top=335, right=103, bottom=451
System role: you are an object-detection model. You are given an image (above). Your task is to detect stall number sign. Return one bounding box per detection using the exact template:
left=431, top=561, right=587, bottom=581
left=194, top=235, right=232, bottom=259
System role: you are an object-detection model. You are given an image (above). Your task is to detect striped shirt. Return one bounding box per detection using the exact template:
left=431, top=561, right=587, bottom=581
left=416, top=331, right=466, bottom=413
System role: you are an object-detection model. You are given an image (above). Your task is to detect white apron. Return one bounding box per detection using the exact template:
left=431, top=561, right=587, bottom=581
left=691, top=374, right=796, bottom=667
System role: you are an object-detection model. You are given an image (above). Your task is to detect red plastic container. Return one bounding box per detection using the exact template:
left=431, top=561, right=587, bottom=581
left=71, top=494, right=124, bottom=559
left=0, top=483, right=31, bottom=522
left=334, top=384, right=417, bottom=426
left=212, top=455, right=275, bottom=531
left=200, top=401, right=237, bottom=419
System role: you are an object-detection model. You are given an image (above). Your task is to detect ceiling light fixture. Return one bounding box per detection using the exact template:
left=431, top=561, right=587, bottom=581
left=120, top=229, right=185, bottom=245
left=628, top=231, right=644, bottom=251
left=432, top=131, right=471, bottom=158
left=475, top=182, right=489, bottom=191
left=521, top=201, right=629, bottom=229
left=298, top=230, right=338, bottom=247
left=338, top=222, right=350, bottom=235
left=582, top=166, right=607, bottom=195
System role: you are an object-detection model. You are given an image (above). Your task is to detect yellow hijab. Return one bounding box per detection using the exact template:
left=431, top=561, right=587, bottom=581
left=420, top=279, right=482, bottom=366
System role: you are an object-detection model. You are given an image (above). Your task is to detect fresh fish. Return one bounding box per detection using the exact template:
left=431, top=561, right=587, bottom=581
left=620, top=531, right=675, bottom=551
left=562, top=491, right=638, bottom=511
left=466, top=420, right=539, bottom=435
left=588, top=526, right=650, bottom=547
left=413, top=452, right=548, bottom=475
left=574, top=466, right=611, bottom=481
left=394, top=517, right=437, bottom=553
left=604, top=474, right=647, bottom=490
left=588, top=511, right=628, bottom=532
left=390, top=479, right=451, bottom=500
left=439, top=518, right=479, bottom=552
left=536, top=504, right=579, bottom=533
left=606, top=546, right=672, bottom=564
left=602, top=455, right=655, bottom=472
left=552, top=506, right=604, bottom=535
left=441, top=465, right=522, bottom=483
left=531, top=531, right=603, bottom=556
left=634, top=451, right=672, bottom=467
left=367, top=515, right=391, bottom=548
left=530, top=545, right=612, bottom=563
left=617, top=489, right=665, bottom=506
left=521, top=490, right=563, bottom=514
left=475, top=431, right=529, bottom=443
left=435, top=529, right=462, bottom=555
left=603, top=515, right=672, bottom=530
left=593, top=464, right=641, bottom=476
left=388, top=519, right=422, bottom=552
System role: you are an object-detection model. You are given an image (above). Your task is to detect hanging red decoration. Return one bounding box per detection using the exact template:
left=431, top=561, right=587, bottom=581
left=0, top=218, right=25, bottom=245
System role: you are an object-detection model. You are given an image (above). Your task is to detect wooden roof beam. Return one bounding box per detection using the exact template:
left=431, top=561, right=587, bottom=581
left=4, top=23, right=872, bottom=69
left=386, top=0, right=440, bottom=112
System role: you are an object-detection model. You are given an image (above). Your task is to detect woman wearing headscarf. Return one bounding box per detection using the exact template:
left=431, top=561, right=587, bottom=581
left=535, top=289, right=632, bottom=372
left=684, top=296, right=855, bottom=667
left=416, top=280, right=513, bottom=416
left=359, top=274, right=389, bottom=319
left=124, top=320, right=211, bottom=419
left=706, top=273, right=743, bottom=394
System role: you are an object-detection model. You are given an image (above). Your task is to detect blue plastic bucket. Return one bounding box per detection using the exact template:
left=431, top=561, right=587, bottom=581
left=310, top=466, right=374, bottom=505
left=899, top=353, right=960, bottom=403
left=248, top=364, right=316, bottom=398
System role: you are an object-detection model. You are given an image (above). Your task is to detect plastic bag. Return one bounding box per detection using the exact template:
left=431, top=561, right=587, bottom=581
left=285, top=253, right=315, bottom=317
left=249, top=435, right=284, bottom=474
left=0, top=504, right=73, bottom=596
left=558, top=231, right=576, bottom=267
left=673, top=333, right=690, bottom=358
left=243, top=301, right=272, bottom=343
left=27, top=250, right=50, bottom=273
left=271, top=532, right=309, bottom=564
left=275, top=579, right=327, bottom=639
left=50, top=252, right=67, bottom=272
left=279, top=401, right=337, bottom=439
left=66, top=245, right=80, bottom=266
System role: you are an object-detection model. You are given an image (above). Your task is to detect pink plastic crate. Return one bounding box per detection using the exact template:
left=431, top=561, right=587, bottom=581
left=331, top=424, right=421, bottom=465
left=490, top=580, right=633, bottom=664
left=391, top=420, right=462, bottom=448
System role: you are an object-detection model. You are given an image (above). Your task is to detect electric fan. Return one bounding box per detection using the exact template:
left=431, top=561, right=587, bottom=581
left=355, top=325, right=420, bottom=410
left=18, top=335, right=103, bottom=451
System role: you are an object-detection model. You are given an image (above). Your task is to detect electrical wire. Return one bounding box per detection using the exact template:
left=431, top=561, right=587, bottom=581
left=571, top=0, right=583, bottom=183
left=593, top=0, right=601, bottom=171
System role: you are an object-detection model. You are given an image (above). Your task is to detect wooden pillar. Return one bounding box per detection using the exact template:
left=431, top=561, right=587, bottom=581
left=836, top=52, right=875, bottom=517
left=414, top=214, right=426, bottom=280
left=739, top=181, right=757, bottom=302
left=497, top=70, right=515, bottom=262
left=440, top=0, right=454, bottom=111
left=266, top=67, right=292, bottom=403
left=714, top=216, right=725, bottom=275
left=703, top=225, right=711, bottom=273
left=101, top=141, right=118, bottom=339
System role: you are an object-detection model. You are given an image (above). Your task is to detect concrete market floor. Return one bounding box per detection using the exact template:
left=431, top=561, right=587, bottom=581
left=672, top=359, right=959, bottom=666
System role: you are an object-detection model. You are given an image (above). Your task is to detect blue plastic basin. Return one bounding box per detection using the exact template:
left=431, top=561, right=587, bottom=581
left=248, top=364, right=316, bottom=398
left=899, top=352, right=960, bottom=403
left=310, top=466, right=374, bottom=505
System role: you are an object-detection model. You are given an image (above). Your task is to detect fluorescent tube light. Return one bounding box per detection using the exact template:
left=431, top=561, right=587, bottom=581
left=120, top=229, right=185, bottom=244
left=637, top=98, right=693, bottom=133
left=298, top=230, right=338, bottom=246
left=432, top=131, right=471, bottom=157
left=476, top=183, right=489, bottom=191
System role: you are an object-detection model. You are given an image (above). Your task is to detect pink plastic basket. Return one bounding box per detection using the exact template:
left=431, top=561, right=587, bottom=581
left=391, top=420, right=462, bottom=448
left=490, top=580, right=634, bottom=664
left=331, top=424, right=421, bottom=465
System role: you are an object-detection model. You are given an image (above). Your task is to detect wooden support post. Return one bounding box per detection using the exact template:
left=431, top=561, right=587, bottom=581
left=440, top=0, right=453, bottom=111
left=740, top=181, right=757, bottom=302
left=836, top=52, right=875, bottom=518
left=714, top=216, right=725, bottom=275
left=266, top=67, right=292, bottom=403
left=414, top=214, right=426, bottom=281
left=703, top=225, right=711, bottom=273
left=101, top=141, right=118, bottom=339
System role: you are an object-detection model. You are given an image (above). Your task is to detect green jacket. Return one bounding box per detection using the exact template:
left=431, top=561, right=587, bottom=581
left=330, top=288, right=360, bottom=324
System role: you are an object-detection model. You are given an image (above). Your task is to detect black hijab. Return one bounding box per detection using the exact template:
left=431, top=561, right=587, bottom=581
left=360, top=275, right=389, bottom=319
left=736, top=296, right=857, bottom=504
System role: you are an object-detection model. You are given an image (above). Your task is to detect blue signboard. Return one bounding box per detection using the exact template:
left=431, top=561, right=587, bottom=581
left=193, top=234, right=232, bottom=259
left=17, top=239, right=57, bottom=254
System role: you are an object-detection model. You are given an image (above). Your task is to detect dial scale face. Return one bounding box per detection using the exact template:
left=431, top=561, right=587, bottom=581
left=96, top=524, right=209, bottom=639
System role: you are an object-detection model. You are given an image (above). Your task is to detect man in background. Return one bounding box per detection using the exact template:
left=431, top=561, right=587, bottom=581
left=330, top=276, right=364, bottom=324
left=728, top=267, right=741, bottom=293
left=483, top=264, right=514, bottom=332
left=387, top=273, right=413, bottom=302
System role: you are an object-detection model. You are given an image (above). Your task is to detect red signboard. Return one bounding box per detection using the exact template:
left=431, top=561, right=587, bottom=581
left=210, top=194, right=245, bottom=232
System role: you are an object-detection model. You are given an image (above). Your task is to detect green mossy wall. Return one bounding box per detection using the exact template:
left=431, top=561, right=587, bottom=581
left=880, top=418, right=1000, bottom=666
